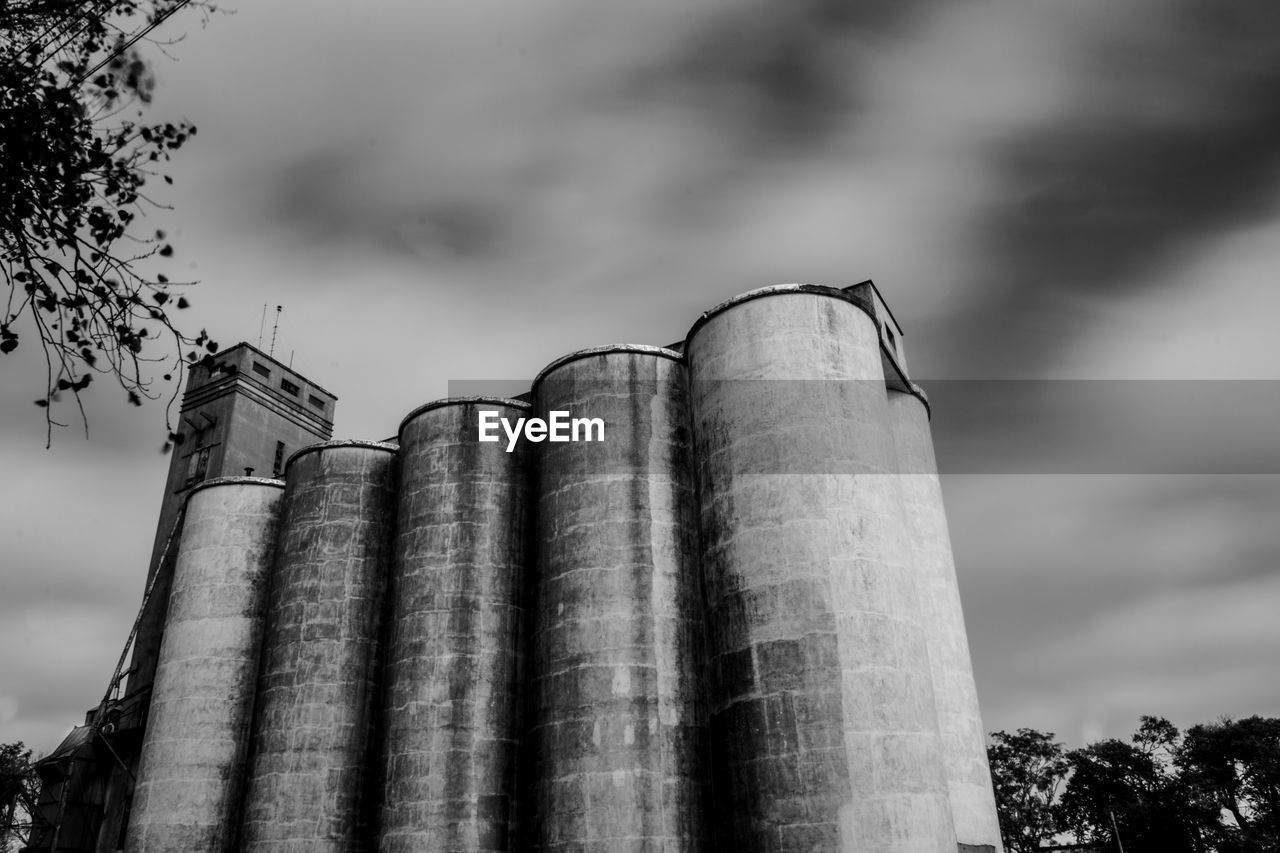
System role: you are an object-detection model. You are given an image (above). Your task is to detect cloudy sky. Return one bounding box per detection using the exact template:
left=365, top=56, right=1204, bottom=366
left=3, top=0, right=1279, bottom=756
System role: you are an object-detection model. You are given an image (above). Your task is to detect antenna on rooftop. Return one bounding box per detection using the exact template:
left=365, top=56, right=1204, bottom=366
left=269, top=306, right=282, bottom=357
left=257, top=303, right=267, bottom=348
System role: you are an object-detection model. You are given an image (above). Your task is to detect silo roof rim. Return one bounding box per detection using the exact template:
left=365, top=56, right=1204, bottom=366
left=185, top=475, right=285, bottom=503
left=889, top=381, right=933, bottom=420
left=399, top=396, right=532, bottom=437
left=285, top=439, right=398, bottom=472
left=531, top=344, right=684, bottom=392
left=684, top=283, right=877, bottom=350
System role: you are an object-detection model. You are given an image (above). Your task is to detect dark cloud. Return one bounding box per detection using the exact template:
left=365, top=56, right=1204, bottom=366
left=271, top=149, right=359, bottom=241
left=268, top=148, right=511, bottom=261
left=927, top=380, right=1280, bottom=474
left=631, top=0, right=937, bottom=148
left=391, top=203, right=507, bottom=260
left=940, top=1, right=1280, bottom=372
left=254, top=0, right=948, bottom=257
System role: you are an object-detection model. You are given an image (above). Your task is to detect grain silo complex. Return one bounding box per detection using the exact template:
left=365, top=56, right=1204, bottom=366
left=26, top=282, right=1003, bottom=853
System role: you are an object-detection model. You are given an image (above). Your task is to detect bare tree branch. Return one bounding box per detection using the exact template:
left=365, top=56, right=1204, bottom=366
left=1, top=0, right=219, bottom=447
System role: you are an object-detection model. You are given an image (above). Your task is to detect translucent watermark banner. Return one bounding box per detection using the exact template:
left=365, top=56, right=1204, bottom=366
left=445, top=379, right=1280, bottom=474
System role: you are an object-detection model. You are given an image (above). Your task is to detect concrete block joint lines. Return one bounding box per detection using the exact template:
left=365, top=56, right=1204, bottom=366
left=108, top=281, right=1001, bottom=853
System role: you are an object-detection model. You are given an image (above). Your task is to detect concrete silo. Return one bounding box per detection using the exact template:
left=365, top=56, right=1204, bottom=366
left=527, top=346, right=707, bottom=853
left=125, top=477, right=284, bottom=853
left=239, top=441, right=397, bottom=853
left=378, top=398, right=531, bottom=853
left=684, top=286, right=956, bottom=853
left=56, top=282, right=1005, bottom=853
left=888, top=387, right=1003, bottom=852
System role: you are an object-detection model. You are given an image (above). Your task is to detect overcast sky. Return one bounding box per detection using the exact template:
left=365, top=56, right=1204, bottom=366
left=3, top=0, right=1279, bottom=756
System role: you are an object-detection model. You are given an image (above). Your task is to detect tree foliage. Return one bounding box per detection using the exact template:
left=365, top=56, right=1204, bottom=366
left=1, top=0, right=216, bottom=446
left=990, top=716, right=1280, bottom=853
left=989, top=728, right=1069, bottom=853
left=1179, top=716, right=1280, bottom=852
left=1058, top=718, right=1208, bottom=852
left=0, top=743, right=38, bottom=853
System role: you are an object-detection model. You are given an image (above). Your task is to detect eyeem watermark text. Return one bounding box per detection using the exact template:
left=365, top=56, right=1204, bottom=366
left=479, top=410, right=605, bottom=452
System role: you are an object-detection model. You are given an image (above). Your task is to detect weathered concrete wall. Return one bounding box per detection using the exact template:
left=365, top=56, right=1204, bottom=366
left=126, top=477, right=284, bottom=853
left=684, top=286, right=955, bottom=853
left=240, top=442, right=397, bottom=853
left=887, top=389, right=1003, bottom=852
left=379, top=399, right=531, bottom=853
left=527, top=347, right=707, bottom=853
left=110, top=284, right=1002, bottom=853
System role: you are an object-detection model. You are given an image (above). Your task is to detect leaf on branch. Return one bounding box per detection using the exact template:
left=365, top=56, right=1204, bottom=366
left=3, top=0, right=213, bottom=445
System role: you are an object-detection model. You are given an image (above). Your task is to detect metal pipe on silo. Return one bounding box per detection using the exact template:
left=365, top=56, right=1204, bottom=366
left=125, top=476, right=284, bottom=853
left=888, top=387, right=1003, bottom=852
left=239, top=441, right=397, bottom=853
left=378, top=399, right=531, bottom=853
left=526, top=346, right=707, bottom=853
left=684, top=285, right=955, bottom=853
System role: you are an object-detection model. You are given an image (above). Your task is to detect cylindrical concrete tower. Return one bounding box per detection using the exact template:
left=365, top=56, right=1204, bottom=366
left=888, top=387, right=1002, bottom=852
left=685, top=285, right=955, bottom=853
left=239, top=441, right=397, bottom=853
left=527, top=346, right=707, bottom=853
left=126, top=477, right=284, bottom=853
left=378, top=398, right=531, bottom=853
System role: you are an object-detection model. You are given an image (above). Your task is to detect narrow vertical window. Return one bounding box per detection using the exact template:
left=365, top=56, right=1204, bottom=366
left=191, top=447, right=211, bottom=484
left=273, top=441, right=286, bottom=476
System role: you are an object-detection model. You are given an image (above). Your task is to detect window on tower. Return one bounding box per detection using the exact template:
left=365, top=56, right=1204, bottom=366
left=280, top=378, right=300, bottom=396
left=273, top=441, right=286, bottom=476
left=190, top=447, right=210, bottom=485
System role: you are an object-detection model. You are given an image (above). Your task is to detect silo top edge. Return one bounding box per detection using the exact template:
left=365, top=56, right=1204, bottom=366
left=684, top=283, right=877, bottom=350
left=285, top=439, right=398, bottom=472
left=888, top=381, right=933, bottom=420
left=531, top=344, right=684, bottom=392
left=185, top=475, right=285, bottom=502
left=399, top=396, right=531, bottom=437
